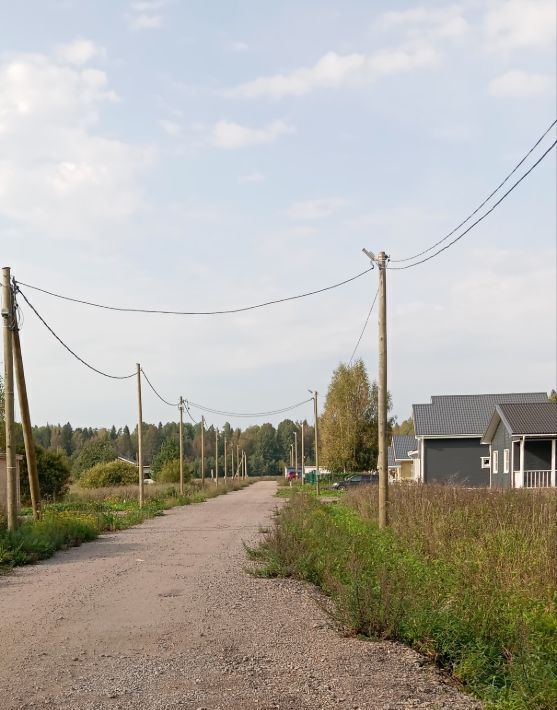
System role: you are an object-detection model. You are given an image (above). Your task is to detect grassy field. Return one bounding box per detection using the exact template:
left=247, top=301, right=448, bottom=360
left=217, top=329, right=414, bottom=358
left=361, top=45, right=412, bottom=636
left=251, top=485, right=557, bottom=709
left=0, top=479, right=251, bottom=570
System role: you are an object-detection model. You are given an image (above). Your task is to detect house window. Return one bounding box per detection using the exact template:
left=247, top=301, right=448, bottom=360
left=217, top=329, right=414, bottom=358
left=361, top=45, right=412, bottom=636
left=503, top=449, right=510, bottom=474
left=481, top=456, right=490, bottom=469
left=493, top=450, right=499, bottom=474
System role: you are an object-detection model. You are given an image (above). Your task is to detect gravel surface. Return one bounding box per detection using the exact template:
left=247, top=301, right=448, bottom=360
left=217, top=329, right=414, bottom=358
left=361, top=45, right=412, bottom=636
left=0, top=481, right=481, bottom=709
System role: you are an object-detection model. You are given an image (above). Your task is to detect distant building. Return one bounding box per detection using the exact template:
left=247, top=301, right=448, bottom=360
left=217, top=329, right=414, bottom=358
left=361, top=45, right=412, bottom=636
left=388, top=435, right=418, bottom=481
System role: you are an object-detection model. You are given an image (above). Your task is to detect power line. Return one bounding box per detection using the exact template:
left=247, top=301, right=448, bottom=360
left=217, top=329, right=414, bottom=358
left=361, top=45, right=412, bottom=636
left=349, top=285, right=380, bottom=364
left=389, top=139, right=557, bottom=271
left=14, top=267, right=373, bottom=317
left=140, top=368, right=180, bottom=407
left=184, top=402, right=199, bottom=425
left=390, top=119, right=557, bottom=265
left=16, top=287, right=136, bottom=380
left=187, top=397, right=313, bottom=418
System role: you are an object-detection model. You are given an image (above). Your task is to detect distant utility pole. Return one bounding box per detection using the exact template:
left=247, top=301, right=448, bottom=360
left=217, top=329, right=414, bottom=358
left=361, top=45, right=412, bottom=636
left=179, top=396, right=184, bottom=495
left=231, top=442, right=234, bottom=481
left=301, top=422, right=305, bottom=486
left=2, top=267, right=17, bottom=531
left=309, top=390, right=320, bottom=496
left=294, top=431, right=298, bottom=481
left=224, top=435, right=227, bottom=482
left=136, top=363, right=144, bottom=508
left=201, top=416, right=205, bottom=487
left=12, top=312, right=41, bottom=520
left=363, top=248, right=388, bottom=528
left=215, top=428, right=219, bottom=485
left=290, top=443, right=294, bottom=467
left=236, top=444, right=240, bottom=478
left=244, top=451, right=248, bottom=479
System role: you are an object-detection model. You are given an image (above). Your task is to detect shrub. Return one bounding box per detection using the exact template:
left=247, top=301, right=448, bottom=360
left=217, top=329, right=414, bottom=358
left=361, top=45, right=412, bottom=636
left=157, top=458, right=192, bottom=484
left=20, top=446, right=71, bottom=501
left=72, top=440, right=117, bottom=478
left=151, top=438, right=180, bottom=477
left=79, top=459, right=138, bottom=488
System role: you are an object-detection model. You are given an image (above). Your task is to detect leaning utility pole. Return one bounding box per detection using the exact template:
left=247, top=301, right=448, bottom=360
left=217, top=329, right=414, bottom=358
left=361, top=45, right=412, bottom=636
left=215, top=428, right=219, bottom=485
left=136, top=363, right=144, bottom=508
left=2, top=267, right=17, bottom=530
left=363, top=248, right=388, bottom=528
left=236, top=444, right=240, bottom=478
left=12, top=316, right=41, bottom=520
left=200, top=416, right=205, bottom=486
left=179, top=397, right=184, bottom=495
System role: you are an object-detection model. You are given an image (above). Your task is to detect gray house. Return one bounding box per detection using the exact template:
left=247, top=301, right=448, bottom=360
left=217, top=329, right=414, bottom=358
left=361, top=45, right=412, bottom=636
left=413, top=392, right=548, bottom=486
left=482, top=402, right=557, bottom=488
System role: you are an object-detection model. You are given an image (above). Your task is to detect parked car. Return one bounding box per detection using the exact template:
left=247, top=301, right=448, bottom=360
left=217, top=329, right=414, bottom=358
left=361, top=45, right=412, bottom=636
left=332, top=474, right=378, bottom=490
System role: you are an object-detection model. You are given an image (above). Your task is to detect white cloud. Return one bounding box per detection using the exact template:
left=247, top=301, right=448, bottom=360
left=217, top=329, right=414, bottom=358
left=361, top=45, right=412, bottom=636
left=484, top=0, right=556, bottom=51
left=230, top=41, right=249, bottom=52
left=211, top=119, right=294, bottom=149
left=239, top=172, right=264, bottom=183
left=130, top=13, right=163, bottom=30
left=488, top=69, right=554, bottom=98
left=377, top=5, right=469, bottom=39
left=159, top=118, right=182, bottom=136
left=130, top=0, right=166, bottom=9
left=0, top=51, right=152, bottom=235
left=55, top=39, right=105, bottom=65
left=287, top=198, right=348, bottom=220
left=225, top=45, right=438, bottom=99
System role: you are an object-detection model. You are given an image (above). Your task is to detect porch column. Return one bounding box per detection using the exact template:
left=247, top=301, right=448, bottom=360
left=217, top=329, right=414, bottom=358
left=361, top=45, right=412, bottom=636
left=551, top=439, right=557, bottom=487
left=517, top=437, right=525, bottom=488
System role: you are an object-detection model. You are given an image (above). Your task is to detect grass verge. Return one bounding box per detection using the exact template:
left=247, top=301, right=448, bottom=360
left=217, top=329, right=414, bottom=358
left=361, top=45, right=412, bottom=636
left=250, top=488, right=557, bottom=710
left=0, top=479, right=251, bottom=569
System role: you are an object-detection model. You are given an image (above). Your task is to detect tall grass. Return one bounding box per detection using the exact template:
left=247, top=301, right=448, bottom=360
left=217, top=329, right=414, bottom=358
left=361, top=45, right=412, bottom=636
left=252, top=487, right=557, bottom=709
left=1, top=479, right=252, bottom=569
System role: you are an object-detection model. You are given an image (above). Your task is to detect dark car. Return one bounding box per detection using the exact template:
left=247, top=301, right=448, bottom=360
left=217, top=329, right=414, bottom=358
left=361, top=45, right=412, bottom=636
left=332, top=474, right=378, bottom=490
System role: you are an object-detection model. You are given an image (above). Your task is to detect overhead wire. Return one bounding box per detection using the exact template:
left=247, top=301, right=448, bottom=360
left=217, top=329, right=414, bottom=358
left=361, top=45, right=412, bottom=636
left=390, top=119, right=557, bottom=265
left=349, top=285, right=380, bottom=365
left=16, top=286, right=136, bottom=381
left=140, top=368, right=180, bottom=407
left=388, top=139, right=557, bottom=270
left=186, top=397, right=313, bottom=418
left=14, top=267, right=373, bottom=317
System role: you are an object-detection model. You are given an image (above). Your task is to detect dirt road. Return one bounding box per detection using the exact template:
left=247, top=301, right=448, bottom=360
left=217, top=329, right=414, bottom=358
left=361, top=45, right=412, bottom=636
left=0, top=482, right=480, bottom=709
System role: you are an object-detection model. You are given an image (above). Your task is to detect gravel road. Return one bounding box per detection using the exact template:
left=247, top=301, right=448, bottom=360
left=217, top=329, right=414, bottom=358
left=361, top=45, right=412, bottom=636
left=0, top=482, right=480, bottom=709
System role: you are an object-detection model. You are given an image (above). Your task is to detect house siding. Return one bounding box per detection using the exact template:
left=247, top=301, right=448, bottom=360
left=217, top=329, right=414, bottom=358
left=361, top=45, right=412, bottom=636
left=424, top=437, right=489, bottom=487
left=491, top=420, right=511, bottom=489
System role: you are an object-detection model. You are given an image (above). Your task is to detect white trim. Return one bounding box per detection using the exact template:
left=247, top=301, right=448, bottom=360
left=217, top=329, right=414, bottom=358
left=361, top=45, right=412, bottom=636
left=503, top=449, right=510, bottom=474
left=517, top=437, right=525, bottom=488
left=551, top=439, right=556, bottom=487
left=492, top=449, right=499, bottom=474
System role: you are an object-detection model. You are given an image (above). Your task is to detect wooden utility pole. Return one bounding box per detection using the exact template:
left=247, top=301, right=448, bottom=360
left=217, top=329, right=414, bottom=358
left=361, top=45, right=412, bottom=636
left=231, top=443, right=234, bottom=481
left=237, top=445, right=240, bottom=478
left=376, top=251, right=388, bottom=528
left=2, top=267, right=17, bottom=530
left=179, top=397, right=184, bottom=495
left=137, top=363, right=144, bottom=508
left=224, top=435, right=227, bottom=482
left=201, top=416, right=205, bottom=487
left=215, top=428, right=219, bottom=485
left=13, top=323, right=41, bottom=519
left=313, top=391, right=320, bottom=496
left=244, top=451, right=248, bottom=478
left=290, top=443, right=294, bottom=467
left=301, top=422, right=305, bottom=486
left=294, top=431, right=298, bottom=481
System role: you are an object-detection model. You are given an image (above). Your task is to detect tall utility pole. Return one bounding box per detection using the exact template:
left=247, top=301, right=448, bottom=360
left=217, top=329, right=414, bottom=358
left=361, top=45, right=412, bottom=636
left=311, top=390, right=320, bottom=496
left=363, top=248, right=388, bottom=528
left=231, top=443, right=234, bottom=481
left=2, top=267, right=17, bottom=530
left=13, top=318, right=41, bottom=519
left=301, top=422, right=305, bottom=486
left=136, top=363, right=144, bottom=508
left=215, top=428, right=219, bottom=485
left=179, top=396, right=184, bottom=495
left=224, top=435, right=227, bottom=482
left=294, top=431, right=298, bottom=480
left=290, top=443, right=294, bottom=467
left=201, top=416, right=205, bottom=487
left=244, top=451, right=248, bottom=479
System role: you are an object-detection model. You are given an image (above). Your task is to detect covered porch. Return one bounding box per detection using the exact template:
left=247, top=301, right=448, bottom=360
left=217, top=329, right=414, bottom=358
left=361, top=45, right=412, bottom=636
left=512, top=437, right=556, bottom=488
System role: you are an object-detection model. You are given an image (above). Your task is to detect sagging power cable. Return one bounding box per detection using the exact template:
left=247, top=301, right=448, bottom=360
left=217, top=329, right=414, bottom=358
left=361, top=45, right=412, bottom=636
left=349, top=285, right=380, bottom=364
left=187, top=397, right=313, bottom=418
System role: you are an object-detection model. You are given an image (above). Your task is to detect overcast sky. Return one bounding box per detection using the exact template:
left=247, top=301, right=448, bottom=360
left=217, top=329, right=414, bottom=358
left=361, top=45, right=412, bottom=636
left=1, top=0, right=556, bottom=430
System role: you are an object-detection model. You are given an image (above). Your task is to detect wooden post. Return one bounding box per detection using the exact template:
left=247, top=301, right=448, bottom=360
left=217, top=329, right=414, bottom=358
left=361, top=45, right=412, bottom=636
left=215, top=428, right=219, bottom=486
left=137, top=364, right=144, bottom=508
left=236, top=444, right=240, bottom=478
left=231, top=442, right=234, bottom=481
left=244, top=451, right=248, bottom=479
left=377, top=252, right=388, bottom=528
left=294, top=431, right=298, bottom=481
left=2, top=267, right=17, bottom=530
left=201, top=416, right=205, bottom=487
left=313, top=391, right=320, bottom=496
left=12, top=325, right=41, bottom=519
left=179, top=396, right=184, bottom=495
left=301, top=422, right=305, bottom=486
left=224, top=435, right=227, bottom=482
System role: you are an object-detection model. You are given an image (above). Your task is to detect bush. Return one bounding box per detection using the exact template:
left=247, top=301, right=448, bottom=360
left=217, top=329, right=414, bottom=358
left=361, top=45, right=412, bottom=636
left=79, top=459, right=138, bottom=488
left=72, top=440, right=117, bottom=478
left=157, top=458, right=191, bottom=484
left=20, top=446, right=72, bottom=501
left=151, top=438, right=180, bottom=477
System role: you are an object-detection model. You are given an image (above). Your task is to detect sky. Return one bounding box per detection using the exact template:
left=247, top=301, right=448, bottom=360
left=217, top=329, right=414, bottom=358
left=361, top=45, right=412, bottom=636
left=1, top=0, right=556, bottom=431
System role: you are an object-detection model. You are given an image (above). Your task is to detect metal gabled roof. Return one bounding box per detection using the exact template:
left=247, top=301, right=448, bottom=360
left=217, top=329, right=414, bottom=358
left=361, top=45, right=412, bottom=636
left=483, top=402, right=557, bottom=442
left=392, top=435, right=418, bottom=461
left=413, top=392, right=548, bottom=437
